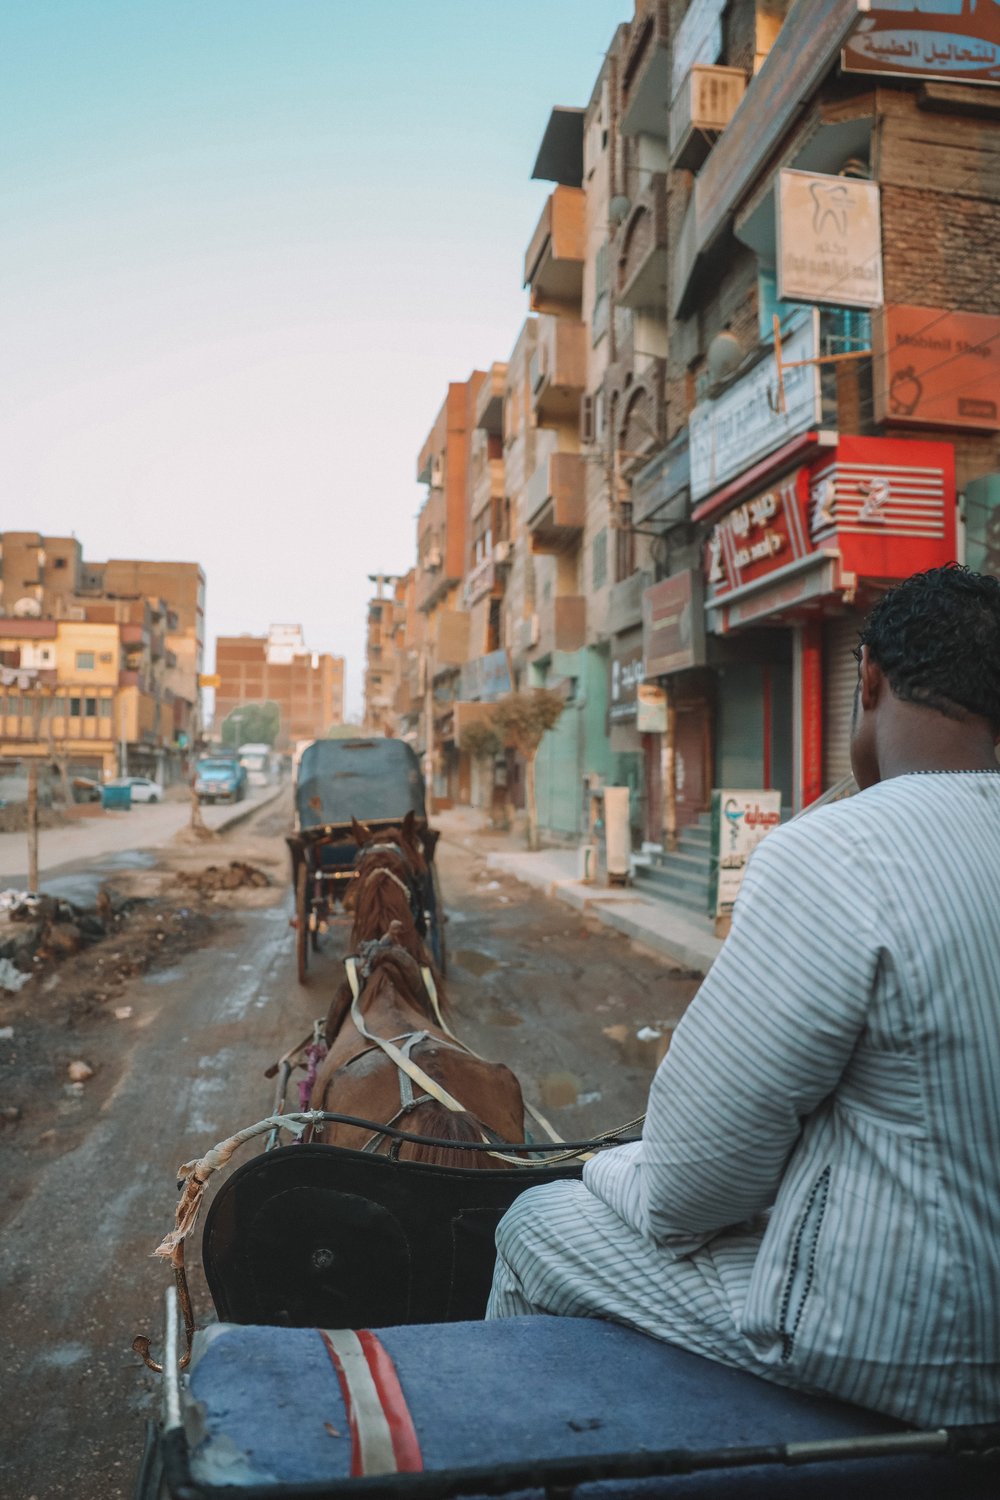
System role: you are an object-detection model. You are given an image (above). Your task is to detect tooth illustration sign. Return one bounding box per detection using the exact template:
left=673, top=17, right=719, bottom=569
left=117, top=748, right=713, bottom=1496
left=777, top=169, right=883, bottom=309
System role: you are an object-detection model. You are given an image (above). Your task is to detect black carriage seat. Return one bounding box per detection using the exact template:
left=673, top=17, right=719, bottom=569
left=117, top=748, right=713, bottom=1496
left=182, top=1316, right=999, bottom=1498
left=202, top=1143, right=585, bottom=1329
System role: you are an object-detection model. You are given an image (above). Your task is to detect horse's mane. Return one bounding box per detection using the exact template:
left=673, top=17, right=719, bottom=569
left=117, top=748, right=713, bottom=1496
left=358, top=937, right=439, bottom=1027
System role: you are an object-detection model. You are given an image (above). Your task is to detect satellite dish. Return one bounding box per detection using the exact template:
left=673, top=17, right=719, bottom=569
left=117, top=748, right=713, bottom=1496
left=707, top=332, right=743, bottom=385
left=13, top=597, right=41, bottom=618
left=609, top=194, right=631, bottom=225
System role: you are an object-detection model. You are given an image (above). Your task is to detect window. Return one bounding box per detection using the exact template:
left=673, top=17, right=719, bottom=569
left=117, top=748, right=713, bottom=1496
left=592, top=529, right=608, bottom=589
left=76, top=651, right=95, bottom=670
left=84, top=697, right=97, bottom=718
left=54, top=556, right=67, bottom=570
left=100, top=698, right=113, bottom=719
left=70, top=696, right=82, bottom=717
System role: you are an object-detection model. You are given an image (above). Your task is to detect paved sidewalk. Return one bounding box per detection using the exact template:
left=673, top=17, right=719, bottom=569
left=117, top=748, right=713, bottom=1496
left=434, top=807, right=722, bottom=975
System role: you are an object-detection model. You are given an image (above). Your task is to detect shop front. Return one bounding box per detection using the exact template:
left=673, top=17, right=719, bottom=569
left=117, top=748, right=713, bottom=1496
left=607, top=633, right=646, bottom=847
left=701, top=434, right=957, bottom=810
left=641, top=569, right=711, bottom=844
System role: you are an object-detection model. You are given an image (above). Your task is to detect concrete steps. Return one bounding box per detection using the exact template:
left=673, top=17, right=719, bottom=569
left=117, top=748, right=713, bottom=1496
left=632, top=812, right=712, bottom=916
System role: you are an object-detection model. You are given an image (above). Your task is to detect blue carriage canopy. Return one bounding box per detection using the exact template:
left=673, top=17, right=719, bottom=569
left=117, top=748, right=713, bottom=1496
left=295, top=738, right=426, bottom=832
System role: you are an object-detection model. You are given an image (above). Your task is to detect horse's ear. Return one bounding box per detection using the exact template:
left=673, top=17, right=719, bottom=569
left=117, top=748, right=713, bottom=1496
left=402, top=810, right=416, bottom=841
left=351, top=816, right=369, bottom=846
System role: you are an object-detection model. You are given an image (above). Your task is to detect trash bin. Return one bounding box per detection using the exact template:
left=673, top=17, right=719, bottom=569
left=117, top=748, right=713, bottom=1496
left=102, top=784, right=132, bottom=810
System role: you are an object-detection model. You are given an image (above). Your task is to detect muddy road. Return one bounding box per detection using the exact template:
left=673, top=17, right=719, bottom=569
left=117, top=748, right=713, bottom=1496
left=0, top=794, right=701, bottom=1499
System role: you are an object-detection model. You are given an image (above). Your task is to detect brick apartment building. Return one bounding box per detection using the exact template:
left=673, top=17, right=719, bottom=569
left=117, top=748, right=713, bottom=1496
left=0, top=532, right=205, bottom=780
left=366, top=0, right=1000, bottom=904
left=215, top=625, right=345, bottom=748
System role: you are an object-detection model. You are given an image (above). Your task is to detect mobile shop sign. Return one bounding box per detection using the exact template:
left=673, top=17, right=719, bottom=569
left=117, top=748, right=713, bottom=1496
left=842, top=2, right=1000, bottom=86
left=689, top=313, right=822, bottom=502
left=711, top=789, right=782, bottom=917
left=777, top=170, right=883, bottom=310
left=873, top=305, right=1000, bottom=431
left=705, top=471, right=813, bottom=598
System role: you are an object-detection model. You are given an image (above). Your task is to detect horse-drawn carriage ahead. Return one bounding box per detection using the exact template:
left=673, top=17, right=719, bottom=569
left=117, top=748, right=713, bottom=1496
left=287, top=738, right=445, bottom=983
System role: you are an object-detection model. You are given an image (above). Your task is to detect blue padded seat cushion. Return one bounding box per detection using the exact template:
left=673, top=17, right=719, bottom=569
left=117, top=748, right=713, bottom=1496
left=186, top=1315, right=996, bottom=1496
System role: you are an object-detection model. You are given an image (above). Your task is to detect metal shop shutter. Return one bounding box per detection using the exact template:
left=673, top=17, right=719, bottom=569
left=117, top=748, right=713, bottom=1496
left=822, top=614, right=862, bottom=790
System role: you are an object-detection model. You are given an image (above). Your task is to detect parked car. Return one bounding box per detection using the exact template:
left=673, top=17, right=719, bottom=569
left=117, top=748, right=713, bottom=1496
left=105, top=775, right=164, bottom=804
left=193, top=757, right=247, bottom=804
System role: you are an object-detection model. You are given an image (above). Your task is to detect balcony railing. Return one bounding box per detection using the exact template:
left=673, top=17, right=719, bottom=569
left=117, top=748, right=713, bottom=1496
left=531, top=318, right=587, bottom=427
left=471, top=455, right=504, bottom=522
left=523, top=186, right=585, bottom=311
left=616, top=173, right=668, bottom=312
left=525, top=453, right=585, bottom=553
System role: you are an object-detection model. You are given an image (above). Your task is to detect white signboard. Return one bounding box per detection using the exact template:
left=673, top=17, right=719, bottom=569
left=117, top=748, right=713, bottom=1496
left=671, top=0, right=725, bottom=97
left=712, top=788, right=782, bottom=917
left=777, top=170, right=883, bottom=309
left=690, top=312, right=822, bottom=502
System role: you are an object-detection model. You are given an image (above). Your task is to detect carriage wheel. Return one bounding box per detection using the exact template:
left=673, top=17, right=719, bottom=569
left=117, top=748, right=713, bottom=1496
left=295, top=863, right=309, bottom=984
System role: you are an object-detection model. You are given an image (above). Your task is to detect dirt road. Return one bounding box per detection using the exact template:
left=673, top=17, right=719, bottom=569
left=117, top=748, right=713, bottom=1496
left=0, top=794, right=700, bottom=1499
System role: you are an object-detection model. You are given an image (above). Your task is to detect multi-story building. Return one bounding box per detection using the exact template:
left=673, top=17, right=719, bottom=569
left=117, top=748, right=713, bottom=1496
left=363, top=574, right=408, bottom=736
left=0, top=532, right=205, bottom=780
left=366, top=0, right=1000, bottom=870
left=215, top=625, right=345, bottom=748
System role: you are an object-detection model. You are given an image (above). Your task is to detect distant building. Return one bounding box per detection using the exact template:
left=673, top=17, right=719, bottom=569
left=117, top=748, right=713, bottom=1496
left=215, top=625, right=345, bottom=747
left=0, top=531, right=205, bottom=780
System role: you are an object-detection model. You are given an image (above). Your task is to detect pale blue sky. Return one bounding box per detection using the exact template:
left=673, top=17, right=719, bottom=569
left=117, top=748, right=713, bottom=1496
left=1, top=0, right=627, bottom=716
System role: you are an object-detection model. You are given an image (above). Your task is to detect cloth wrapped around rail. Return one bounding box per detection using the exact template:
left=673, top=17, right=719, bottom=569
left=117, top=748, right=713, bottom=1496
left=165, top=1316, right=999, bottom=1497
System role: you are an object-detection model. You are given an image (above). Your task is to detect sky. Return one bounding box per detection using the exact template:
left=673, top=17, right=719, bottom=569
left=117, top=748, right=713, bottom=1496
left=1, top=0, right=628, bottom=719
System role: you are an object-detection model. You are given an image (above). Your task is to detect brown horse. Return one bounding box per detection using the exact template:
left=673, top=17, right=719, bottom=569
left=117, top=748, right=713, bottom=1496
left=322, top=812, right=444, bottom=1044
left=310, top=934, right=525, bottom=1168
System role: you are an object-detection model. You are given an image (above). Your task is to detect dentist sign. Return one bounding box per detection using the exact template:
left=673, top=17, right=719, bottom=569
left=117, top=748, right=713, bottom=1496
left=777, top=169, right=883, bottom=309
left=711, top=789, right=782, bottom=919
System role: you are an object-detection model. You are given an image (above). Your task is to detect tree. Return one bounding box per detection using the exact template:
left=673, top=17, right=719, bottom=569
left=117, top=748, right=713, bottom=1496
left=490, top=688, right=565, bottom=850
left=221, top=701, right=280, bottom=748
left=325, top=722, right=365, bottom=739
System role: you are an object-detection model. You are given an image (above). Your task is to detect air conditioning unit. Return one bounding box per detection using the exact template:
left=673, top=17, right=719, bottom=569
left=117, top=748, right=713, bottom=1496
left=670, top=65, right=746, bottom=174
left=493, top=539, right=513, bottom=565
left=425, top=547, right=442, bottom=570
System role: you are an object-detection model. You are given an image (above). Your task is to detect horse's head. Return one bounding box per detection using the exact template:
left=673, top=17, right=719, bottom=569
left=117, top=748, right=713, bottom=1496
left=350, top=811, right=427, bottom=877
left=352, top=927, right=427, bottom=1006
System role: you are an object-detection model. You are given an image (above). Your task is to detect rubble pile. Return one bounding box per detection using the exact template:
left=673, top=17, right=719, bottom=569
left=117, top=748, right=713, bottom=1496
left=0, top=802, right=68, bottom=834
left=176, top=861, right=271, bottom=894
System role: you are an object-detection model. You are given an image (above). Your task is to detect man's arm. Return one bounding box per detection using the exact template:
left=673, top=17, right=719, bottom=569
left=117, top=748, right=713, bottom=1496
left=585, top=812, right=879, bottom=1247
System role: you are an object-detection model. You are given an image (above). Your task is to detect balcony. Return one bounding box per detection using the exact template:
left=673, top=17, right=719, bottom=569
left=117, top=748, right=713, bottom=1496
left=475, top=361, right=507, bottom=435
left=470, top=448, right=504, bottom=523
left=462, top=556, right=501, bottom=609
left=523, top=186, right=585, bottom=312
left=538, top=595, right=586, bottom=657
left=617, top=173, right=668, bottom=312
left=119, top=623, right=147, bottom=648
left=669, top=66, right=746, bottom=174
left=617, top=361, right=667, bottom=479
left=672, top=0, right=861, bottom=314
left=526, top=453, right=585, bottom=553
left=620, top=0, right=671, bottom=139
left=530, top=317, right=587, bottom=427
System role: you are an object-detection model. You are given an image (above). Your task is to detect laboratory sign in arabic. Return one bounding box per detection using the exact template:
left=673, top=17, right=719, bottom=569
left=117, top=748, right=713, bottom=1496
left=842, top=2, right=1000, bottom=85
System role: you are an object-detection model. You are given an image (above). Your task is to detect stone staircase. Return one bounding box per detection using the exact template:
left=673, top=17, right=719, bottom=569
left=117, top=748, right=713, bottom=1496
left=631, top=812, right=712, bottom=917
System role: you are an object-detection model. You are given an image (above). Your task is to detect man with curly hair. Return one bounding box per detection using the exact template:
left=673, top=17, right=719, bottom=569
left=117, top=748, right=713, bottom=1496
left=488, top=565, right=1000, bottom=1428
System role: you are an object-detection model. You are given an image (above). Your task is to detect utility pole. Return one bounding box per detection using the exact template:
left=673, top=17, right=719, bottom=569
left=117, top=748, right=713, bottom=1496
left=26, top=761, right=39, bottom=893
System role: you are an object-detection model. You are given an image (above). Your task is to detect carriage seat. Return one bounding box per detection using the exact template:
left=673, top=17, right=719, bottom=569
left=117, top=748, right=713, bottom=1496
left=182, top=1316, right=996, bottom=1497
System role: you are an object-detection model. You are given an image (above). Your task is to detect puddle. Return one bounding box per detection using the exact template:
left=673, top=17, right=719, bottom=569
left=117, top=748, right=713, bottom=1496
left=538, top=1071, right=582, bottom=1109
left=453, top=949, right=500, bottom=976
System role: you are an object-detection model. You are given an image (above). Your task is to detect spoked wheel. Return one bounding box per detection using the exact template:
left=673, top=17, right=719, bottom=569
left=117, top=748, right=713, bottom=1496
left=295, top=863, right=309, bottom=985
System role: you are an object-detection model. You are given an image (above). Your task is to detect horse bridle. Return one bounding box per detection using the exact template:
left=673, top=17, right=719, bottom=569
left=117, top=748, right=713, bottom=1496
left=354, top=840, right=428, bottom=936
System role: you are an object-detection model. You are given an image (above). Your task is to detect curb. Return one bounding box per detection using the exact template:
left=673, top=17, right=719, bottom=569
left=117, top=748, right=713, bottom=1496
left=212, top=784, right=286, bottom=836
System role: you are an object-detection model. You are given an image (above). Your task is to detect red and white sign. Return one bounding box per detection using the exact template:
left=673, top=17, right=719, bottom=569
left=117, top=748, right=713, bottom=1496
left=705, top=437, right=956, bottom=608
left=807, top=435, right=956, bottom=580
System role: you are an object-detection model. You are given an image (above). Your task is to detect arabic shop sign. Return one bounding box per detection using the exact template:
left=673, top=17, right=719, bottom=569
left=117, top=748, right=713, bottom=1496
left=705, top=471, right=811, bottom=598
left=643, top=571, right=707, bottom=676
left=777, top=170, right=883, bottom=310
left=711, top=788, right=782, bottom=918
left=458, top=648, right=513, bottom=703
left=843, top=3, right=1000, bottom=85
left=689, top=312, right=823, bottom=502
left=873, top=305, right=1000, bottom=431
left=608, top=638, right=645, bottom=723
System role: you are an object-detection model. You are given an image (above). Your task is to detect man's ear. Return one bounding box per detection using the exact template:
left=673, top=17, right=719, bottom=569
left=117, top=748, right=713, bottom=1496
left=859, top=645, right=883, bottom=712
left=351, top=816, right=369, bottom=846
